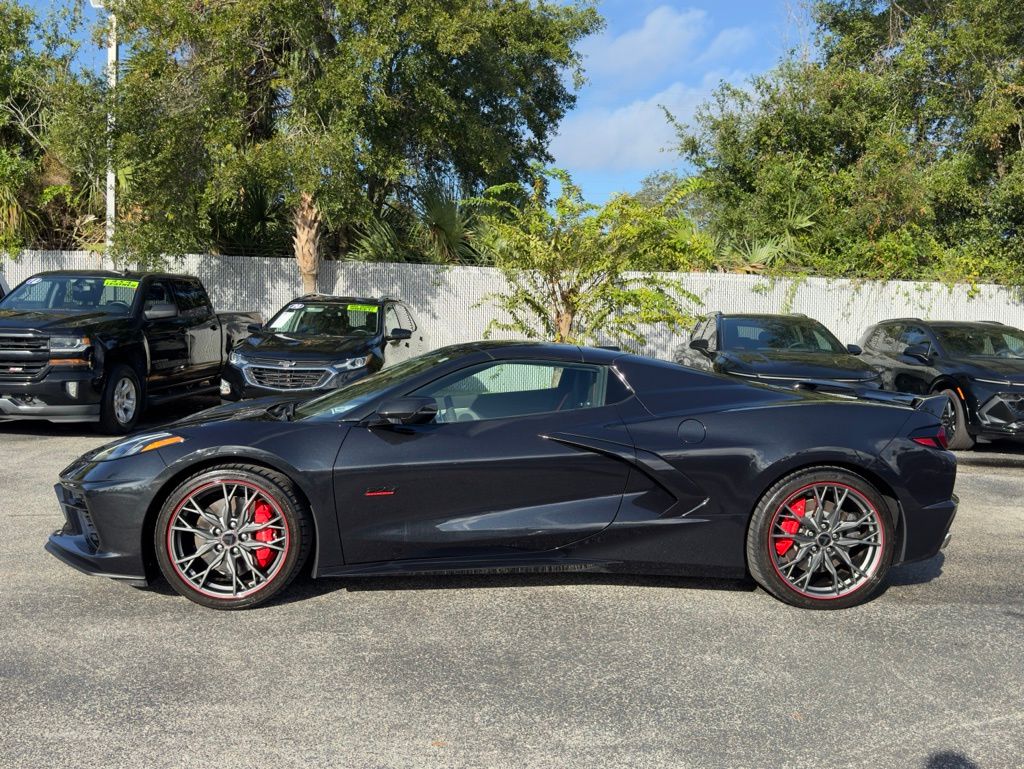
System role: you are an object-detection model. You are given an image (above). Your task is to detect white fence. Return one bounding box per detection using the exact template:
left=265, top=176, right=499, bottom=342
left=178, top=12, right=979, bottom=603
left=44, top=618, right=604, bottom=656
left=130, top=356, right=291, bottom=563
left=4, top=250, right=1023, bottom=359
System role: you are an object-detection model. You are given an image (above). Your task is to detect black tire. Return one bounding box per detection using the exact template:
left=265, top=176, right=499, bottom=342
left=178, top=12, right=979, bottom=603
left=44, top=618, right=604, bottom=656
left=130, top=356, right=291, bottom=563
left=938, top=389, right=975, bottom=451
left=99, top=363, right=143, bottom=434
left=154, top=464, right=313, bottom=610
left=746, top=467, right=895, bottom=610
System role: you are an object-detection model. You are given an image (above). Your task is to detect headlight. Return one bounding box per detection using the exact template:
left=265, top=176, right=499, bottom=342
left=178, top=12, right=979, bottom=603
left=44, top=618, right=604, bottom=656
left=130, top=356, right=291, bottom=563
left=228, top=349, right=246, bottom=366
left=91, top=432, right=185, bottom=461
left=50, top=336, right=91, bottom=353
left=332, top=355, right=370, bottom=372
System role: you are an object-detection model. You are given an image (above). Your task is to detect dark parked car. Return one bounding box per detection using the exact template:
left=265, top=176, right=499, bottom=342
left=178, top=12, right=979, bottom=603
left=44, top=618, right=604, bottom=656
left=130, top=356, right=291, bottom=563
left=220, top=295, right=425, bottom=401
left=0, top=271, right=260, bottom=433
left=47, top=341, right=956, bottom=611
left=858, top=319, right=1024, bottom=449
left=676, top=313, right=881, bottom=390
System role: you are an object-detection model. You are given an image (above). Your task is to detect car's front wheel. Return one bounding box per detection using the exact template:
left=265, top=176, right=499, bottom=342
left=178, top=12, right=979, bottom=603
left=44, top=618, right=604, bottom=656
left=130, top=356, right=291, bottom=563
left=746, top=467, right=894, bottom=609
left=154, top=464, right=312, bottom=609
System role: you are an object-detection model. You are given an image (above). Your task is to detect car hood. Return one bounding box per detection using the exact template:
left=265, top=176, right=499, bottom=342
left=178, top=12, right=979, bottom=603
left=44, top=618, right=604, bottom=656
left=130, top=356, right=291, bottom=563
left=236, top=332, right=376, bottom=362
left=720, top=350, right=878, bottom=380
left=951, top=357, right=1024, bottom=383
left=0, top=309, right=131, bottom=334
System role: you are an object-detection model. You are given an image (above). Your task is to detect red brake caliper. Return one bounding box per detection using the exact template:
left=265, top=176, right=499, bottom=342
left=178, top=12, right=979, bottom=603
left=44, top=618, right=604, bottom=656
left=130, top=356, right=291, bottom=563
left=775, top=498, right=805, bottom=556
left=253, top=500, right=275, bottom=569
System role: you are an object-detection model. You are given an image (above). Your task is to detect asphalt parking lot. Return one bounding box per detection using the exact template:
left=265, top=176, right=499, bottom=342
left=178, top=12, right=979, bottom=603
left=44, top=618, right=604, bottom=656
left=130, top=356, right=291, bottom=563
left=1, top=399, right=1022, bottom=769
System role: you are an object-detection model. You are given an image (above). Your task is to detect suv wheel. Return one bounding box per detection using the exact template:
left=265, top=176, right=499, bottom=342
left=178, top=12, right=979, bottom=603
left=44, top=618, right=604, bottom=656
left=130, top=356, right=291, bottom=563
left=938, top=389, right=974, bottom=450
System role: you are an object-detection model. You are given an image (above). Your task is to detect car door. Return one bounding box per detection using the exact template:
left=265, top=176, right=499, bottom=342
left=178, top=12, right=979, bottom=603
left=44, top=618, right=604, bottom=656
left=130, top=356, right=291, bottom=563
left=141, top=279, right=192, bottom=391
left=169, top=278, right=221, bottom=381
left=891, top=323, right=939, bottom=394
left=333, top=358, right=635, bottom=564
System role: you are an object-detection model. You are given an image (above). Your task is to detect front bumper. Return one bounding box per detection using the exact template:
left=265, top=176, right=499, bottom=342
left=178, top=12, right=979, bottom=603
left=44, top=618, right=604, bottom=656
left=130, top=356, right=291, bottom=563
left=44, top=453, right=167, bottom=585
left=974, top=391, right=1024, bottom=441
left=0, top=370, right=101, bottom=422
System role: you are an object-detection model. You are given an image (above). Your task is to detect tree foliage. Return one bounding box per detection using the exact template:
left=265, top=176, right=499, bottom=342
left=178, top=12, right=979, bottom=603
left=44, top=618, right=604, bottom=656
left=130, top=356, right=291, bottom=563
left=476, top=167, right=702, bottom=348
left=677, top=0, right=1024, bottom=286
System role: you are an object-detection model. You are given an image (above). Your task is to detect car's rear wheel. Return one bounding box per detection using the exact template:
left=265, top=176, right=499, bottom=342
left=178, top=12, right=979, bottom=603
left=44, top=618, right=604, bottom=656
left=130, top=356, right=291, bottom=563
left=938, top=389, right=974, bottom=450
left=154, top=464, right=312, bottom=609
left=746, top=467, right=894, bottom=609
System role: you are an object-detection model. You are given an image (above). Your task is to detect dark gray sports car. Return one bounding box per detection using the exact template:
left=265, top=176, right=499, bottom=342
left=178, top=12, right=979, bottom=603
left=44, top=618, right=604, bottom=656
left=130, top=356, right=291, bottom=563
left=47, top=342, right=957, bottom=610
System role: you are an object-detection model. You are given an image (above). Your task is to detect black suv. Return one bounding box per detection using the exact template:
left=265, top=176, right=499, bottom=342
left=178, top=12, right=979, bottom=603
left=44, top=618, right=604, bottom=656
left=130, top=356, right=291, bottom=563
left=859, top=319, right=1024, bottom=449
left=221, top=295, right=425, bottom=401
left=677, top=313, right=881, bottom=390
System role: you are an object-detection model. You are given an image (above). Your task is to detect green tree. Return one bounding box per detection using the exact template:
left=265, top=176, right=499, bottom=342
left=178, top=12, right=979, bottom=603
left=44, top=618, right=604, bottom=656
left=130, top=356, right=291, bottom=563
left=676, top=0, right=1024, bottom=286
left=106, top=0, right=601, bottom=284
left=476, top=167, right=702, bottom=348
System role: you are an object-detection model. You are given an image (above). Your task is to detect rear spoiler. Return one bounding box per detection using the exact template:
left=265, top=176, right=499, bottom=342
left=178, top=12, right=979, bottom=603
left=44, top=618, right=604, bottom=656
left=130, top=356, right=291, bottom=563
left=790, top=379, right=948, bottom=414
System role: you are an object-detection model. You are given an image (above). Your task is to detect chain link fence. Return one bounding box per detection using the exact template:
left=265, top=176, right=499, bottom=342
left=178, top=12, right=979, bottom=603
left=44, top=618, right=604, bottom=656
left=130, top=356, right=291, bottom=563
left=3, top=251, right=1023, bottom=359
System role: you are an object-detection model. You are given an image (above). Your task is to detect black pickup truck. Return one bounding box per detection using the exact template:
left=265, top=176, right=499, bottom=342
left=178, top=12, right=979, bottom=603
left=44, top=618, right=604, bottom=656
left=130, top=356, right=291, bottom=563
left=0, top=270, right=260, bottom=432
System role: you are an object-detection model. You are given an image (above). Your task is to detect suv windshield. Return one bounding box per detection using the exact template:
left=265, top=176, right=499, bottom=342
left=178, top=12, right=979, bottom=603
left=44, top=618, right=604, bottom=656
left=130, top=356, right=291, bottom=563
left=296, top=349, right=460, bottom=421
left=267, top=301, right=380, bottom=337
left=0, top=275, right=139, bottom=315
left=933, top=325, right=1024, bottom=358
left=720, top=317, right=845, bottom=353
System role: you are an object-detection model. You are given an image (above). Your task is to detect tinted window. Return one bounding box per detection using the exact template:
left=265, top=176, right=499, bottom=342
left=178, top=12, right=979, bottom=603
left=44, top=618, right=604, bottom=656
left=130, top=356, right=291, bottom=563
left=866, top=324, right=905, bottom=354
left=415, top=361, right=621, bottom=423
left=0, top=275, right=138, bottom=315
left=932, top=326, right=1024, bottom=358
left=171, top=279, right=211, bottom=319
left=720, top=317, right=844, bottom=353
left=395, top=303, right=416, bottom=331
left=268, top=301, right=379, bottom=336
left=144, top=281, right=175, bottom=314
left=384, top=305, right=402, bottom=334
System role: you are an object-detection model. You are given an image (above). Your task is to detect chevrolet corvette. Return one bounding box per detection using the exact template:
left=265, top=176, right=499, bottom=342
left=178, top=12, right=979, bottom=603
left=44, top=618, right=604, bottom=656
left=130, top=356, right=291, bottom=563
left=46, top=341, right=958, bottom=610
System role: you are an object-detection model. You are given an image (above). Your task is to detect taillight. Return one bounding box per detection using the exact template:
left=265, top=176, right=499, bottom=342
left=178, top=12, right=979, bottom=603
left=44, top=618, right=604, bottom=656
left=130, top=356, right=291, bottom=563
left=912, top=425, right=948, bottom=450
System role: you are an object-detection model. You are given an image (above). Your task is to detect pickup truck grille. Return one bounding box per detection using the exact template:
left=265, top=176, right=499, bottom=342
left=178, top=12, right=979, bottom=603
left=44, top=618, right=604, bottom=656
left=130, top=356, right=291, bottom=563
left=0, top=335, right=49, bottom=381
left=248, top=366, right=330, bottom=390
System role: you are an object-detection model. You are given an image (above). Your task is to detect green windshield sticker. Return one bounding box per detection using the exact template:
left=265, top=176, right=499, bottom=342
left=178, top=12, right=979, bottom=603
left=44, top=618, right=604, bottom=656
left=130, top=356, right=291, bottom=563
left=347, top=303, right=378, bottom=313
left=103, top=279, right=139, bottom=289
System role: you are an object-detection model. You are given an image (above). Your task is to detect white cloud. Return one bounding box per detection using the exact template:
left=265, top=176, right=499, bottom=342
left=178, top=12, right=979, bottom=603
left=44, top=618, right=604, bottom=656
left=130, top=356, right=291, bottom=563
left=696, top=26, right=756, bottom=64
left=552, top=71, right=742, bottom=172
left=581, top=5, right=708, bottom=85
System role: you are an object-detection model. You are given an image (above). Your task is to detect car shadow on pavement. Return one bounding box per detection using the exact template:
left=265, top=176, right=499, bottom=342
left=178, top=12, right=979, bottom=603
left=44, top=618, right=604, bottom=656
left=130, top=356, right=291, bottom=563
left=924, top=751, right=980, bottom=769
left=266, top=571, right=759, bottom=606
left=883, top=553, right=945, bottom=588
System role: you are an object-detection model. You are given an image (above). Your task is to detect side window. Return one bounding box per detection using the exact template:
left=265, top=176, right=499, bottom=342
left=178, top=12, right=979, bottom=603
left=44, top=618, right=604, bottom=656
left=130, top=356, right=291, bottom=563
left=900, top=324, right=931, bottom=349
left=704, top=319, right=718, bottom=350
left=395, top=303, right=416, bottom=331
left=869, top=324, right=905, bottom=355
left=171, top=279, right=212, bottom=320
left=414, top=361, right=623, bottom=423
left=690, top=320, right=706, bottom=341
left=384, top=305, right=402, bottom=334
left=144, top=281, right=174, bottom=313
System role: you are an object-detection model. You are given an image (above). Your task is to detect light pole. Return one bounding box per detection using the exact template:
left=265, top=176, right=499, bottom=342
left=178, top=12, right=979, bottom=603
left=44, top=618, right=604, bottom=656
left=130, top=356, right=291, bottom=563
left=90, top=0, right=117, bottom=252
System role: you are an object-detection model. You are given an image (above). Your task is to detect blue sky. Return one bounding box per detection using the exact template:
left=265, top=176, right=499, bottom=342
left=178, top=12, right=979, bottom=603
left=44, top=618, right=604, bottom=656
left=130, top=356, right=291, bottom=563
left=552, top=0, right=792, bottom=202
left=34, top=0, right=792, bottom=204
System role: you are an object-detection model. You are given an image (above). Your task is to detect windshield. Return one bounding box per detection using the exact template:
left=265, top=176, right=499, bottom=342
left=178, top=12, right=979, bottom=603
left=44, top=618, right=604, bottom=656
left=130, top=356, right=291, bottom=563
left=720, top=317, right=845, bottom=353
left=0, top=275, right=139, bottom=315
left=267, top=301, right=380, bottom=337
left=295, top=349, right=460, bottom=421
left=933, top=326, right=1024, bottom=358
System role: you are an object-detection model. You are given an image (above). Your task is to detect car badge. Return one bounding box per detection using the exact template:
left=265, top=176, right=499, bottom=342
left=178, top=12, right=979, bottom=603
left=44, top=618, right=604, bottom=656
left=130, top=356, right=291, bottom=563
left=278, top=360, right=296, bottom=368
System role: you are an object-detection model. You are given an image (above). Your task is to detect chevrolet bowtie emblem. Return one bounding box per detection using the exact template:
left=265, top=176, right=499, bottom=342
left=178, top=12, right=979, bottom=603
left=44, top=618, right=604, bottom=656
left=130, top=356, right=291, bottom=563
left=278, top=360, right=296, bottom=368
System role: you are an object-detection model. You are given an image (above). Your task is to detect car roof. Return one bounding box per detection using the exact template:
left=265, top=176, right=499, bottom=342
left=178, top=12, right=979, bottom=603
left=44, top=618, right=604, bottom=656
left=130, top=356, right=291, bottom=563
left=29, top=270, right=196, bottom=281
left=713, top=313, right=811, bottom=321
left=426, top=340, right=623, bottom=364
left=292, top=294, right=399, bottom=305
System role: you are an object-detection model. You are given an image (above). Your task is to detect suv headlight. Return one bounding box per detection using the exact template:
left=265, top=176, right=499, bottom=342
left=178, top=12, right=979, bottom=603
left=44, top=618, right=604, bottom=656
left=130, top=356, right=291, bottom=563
left=332, top=355, right=370, bottom=372
left=228, top=349, right=246, bottom=366
left=50, top=336, right=91, bottom=353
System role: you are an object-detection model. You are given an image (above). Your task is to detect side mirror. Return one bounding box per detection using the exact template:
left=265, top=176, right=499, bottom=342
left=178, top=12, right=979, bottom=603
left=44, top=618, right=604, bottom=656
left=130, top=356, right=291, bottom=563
left=374, top=396, right=437, bottom=426
left=387, top=328, right=412, bottom=342
left=144, top=302, right=178, bottom=320
left=846, top=343, right=863, bottom=355
left=246, top=323, right=263, bottom=334
left=689, top=338, right=710, bottom=353
left=903, top=343, right=932, bottom=362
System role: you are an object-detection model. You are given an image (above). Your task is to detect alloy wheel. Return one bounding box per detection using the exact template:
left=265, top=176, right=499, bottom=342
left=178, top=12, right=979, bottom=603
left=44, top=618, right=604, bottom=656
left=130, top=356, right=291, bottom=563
left=941, top=397, right=958, bottom=442
left=166, top=479, right=290, bottom=599
left=113, top=376, right=137, bottom=425
left=768, top=482, right=885, bottom=599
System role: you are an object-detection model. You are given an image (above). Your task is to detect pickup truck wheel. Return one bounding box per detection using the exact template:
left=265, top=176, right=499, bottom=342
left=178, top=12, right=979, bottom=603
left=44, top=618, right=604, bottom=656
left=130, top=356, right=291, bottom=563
left=99, top=364, right=142, bottom=434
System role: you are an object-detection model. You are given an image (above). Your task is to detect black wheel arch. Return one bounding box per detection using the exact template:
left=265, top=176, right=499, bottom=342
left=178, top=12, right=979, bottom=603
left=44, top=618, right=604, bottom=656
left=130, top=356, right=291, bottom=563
left=141, top=450, right=323, bottom=583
